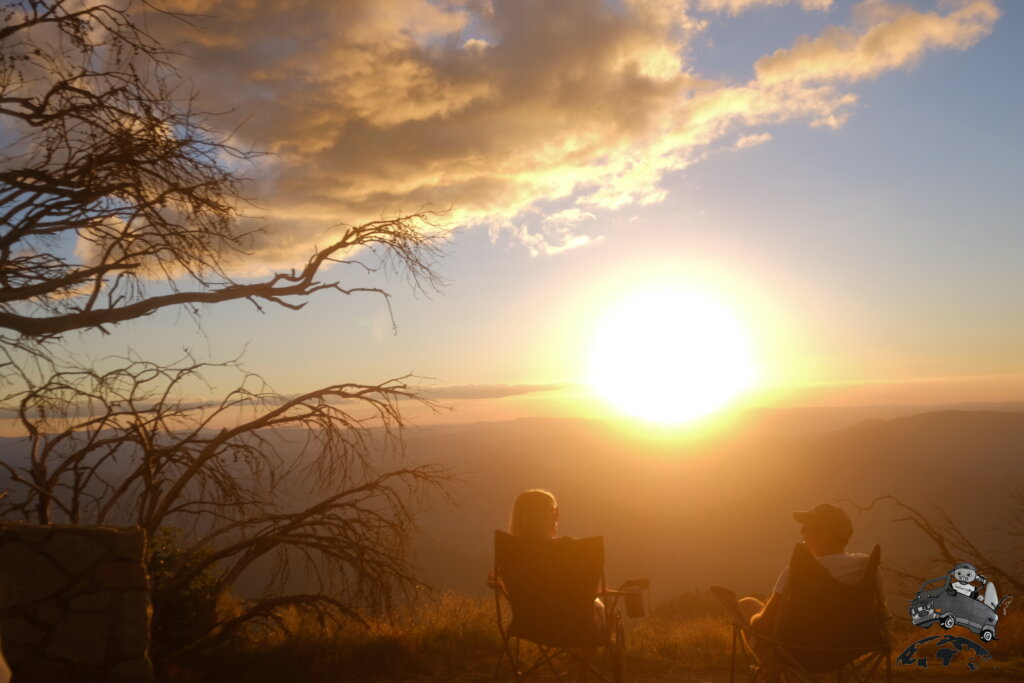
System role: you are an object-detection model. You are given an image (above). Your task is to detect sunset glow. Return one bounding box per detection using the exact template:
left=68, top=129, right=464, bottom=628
left=588, top=286, right=758, bottom=424
left=23, top=0, right=1020, bottom=415
left=4, top=2, right=1024, bottom=679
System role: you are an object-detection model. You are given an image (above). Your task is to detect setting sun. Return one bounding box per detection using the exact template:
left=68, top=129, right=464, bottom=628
left=588, top=286, right=758, bottom=424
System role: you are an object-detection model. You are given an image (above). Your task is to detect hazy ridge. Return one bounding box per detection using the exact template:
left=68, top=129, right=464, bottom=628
left=407, top=408, right=1024, bottom=605
left=1, top=406, right=1020, bottom=608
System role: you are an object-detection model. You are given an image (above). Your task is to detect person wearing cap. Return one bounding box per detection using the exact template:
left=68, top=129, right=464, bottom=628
left=739, top=503, right=881, bottom=636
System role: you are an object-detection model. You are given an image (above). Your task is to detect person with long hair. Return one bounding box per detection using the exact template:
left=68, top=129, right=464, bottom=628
left=508, top=488, right=559, bottom=540
left=504, top=488, right=602, bottom=683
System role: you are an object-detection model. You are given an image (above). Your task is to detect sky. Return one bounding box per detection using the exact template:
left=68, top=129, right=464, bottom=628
left=74, top=0, right=1024, bottom=425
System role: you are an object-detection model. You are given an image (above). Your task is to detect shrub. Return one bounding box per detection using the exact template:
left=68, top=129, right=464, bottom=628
left=148, top=528, right=224, bottom=662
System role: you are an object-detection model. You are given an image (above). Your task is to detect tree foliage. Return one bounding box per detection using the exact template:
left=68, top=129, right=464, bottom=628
left=0, top=0, right=451, bottom=661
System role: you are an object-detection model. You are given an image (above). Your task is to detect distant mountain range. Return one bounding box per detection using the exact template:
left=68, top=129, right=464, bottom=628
left=404, top=409, right=1024, bottom=606
left=2, top=406, right=1021, bottom=608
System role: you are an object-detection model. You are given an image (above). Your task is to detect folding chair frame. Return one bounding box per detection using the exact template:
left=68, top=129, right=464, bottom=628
left=490, top=532, right=636, bottom=683
left=725, top=622, right=892, bottom=683
left=711, top=542, right=893, bottom=683
left=492, top=579, right=627, bottom=683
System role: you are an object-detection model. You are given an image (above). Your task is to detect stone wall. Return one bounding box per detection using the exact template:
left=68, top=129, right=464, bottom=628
left=0, top=523, right=152, bottom=683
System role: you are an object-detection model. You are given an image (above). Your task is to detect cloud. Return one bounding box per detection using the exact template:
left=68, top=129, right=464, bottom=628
left=431, top=384, right=567, bottom=400
left=700, top=0, right=833, bottom=15
left=143, top=0, right=998, bottom=267
left=513, top=225, right=598, bottom=258
left=755, top=0, right=1000, bottom=84
left=733, top=132, right=773, bottom=149
left=502, top=209, right=601, bottom=257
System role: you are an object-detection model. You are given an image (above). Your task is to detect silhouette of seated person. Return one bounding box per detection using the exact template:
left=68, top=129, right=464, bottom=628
left=738, top=503, right=888, bottom=677
left=498, top=488, right=605, bottom=683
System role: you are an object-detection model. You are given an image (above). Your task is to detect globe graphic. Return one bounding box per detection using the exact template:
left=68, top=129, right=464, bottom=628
left=896, top=634, right=992, bottom=671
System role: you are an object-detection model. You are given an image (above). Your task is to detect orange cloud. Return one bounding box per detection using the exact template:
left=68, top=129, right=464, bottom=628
left=755, top=0, right=1000, bottom=84
left=144, top=0, right=998, bottom=267
left=700, top=0, right=833, bottom=15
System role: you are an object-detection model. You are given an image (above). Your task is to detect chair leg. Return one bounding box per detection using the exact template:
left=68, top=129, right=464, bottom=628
left=494, top=636, right=519, bottom=681
left=493, top=643, right=505, bottom=682
left=611, top=616, right=626, bottom=683
left=730, top=624, right=737, bottom=683
left=539, top=646, right=566, bottom=682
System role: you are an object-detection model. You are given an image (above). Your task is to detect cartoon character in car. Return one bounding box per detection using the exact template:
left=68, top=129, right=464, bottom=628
left=950, top=562, right=998, bottom=606
left=909, top=563, right=1013, bottom=643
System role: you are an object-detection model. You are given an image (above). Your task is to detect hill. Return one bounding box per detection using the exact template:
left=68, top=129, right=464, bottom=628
left=406, top=410, right=1024, bottom=605
left=1, top=407, right=1020, bottom=608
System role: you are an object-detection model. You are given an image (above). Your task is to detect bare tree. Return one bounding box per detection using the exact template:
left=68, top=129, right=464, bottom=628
left=1, top=355, right=450, bottom=658
left=851, top=494, right=1023, bottom=596
left=0, top=0, right=442, bottom=345
left=0, top=0, right=452, bottom=662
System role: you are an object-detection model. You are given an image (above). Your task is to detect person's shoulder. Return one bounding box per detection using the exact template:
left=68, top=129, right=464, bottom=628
left=551, top=535, right=586, bottom=546
left=818, top=552, right=871, bottom=571
left=819, top=552, right=868, bottom=561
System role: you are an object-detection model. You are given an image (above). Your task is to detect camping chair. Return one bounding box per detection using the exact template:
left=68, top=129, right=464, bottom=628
left=492, top=531, right=645, bottom=682
left=711, top=544, right=892, bottom=683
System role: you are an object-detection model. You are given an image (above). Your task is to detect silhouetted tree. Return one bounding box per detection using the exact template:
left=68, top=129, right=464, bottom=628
left=0, top=1, right=443, bottom=347
left=853, top=494, right=1023, bottom=596
left=0, top=0, right=450, bottom=661
left=2, top=355, right=450, bottom=659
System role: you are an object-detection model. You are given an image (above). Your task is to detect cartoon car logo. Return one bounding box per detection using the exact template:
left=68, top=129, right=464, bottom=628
left=908, top=574, right=1009, bottom=642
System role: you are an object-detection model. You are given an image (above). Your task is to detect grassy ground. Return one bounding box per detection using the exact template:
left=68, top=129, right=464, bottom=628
left=166, top=590, right=1024, bottom=682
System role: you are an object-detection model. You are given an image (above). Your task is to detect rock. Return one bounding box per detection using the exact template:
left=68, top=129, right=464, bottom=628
left=117, top=592, right=151, bottom=658
left=26, top=599, right=63, bottom=625
left=0, top=525, right=154, bottom=679
left=1, top=636, right=41, bottom=665
left=109, top=657, right=154, bottom=682
left=45, top=612, right=109, bottom=666
left=43, top=531, right=107, bottom=574
left=96, top=561, right=148, bottom=590
left=69, top=592, right=112, bottom=612
left=0, top=542, right=63, bottom=607
left=113, top=530, right=146, bottom=562
left=0, top=616, right=47, bottom=644
left=16, top=658, right=74, bottom=683
left=11, top=525, right=52, bottom=545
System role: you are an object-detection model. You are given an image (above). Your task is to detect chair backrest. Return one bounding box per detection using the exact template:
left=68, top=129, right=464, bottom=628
left=494, top=530, right=604, bottom=648
left=775, top=543, right=886, bottom=671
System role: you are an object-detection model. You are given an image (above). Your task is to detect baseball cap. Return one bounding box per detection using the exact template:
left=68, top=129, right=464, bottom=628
left=793, top=503, right=853, bottom=542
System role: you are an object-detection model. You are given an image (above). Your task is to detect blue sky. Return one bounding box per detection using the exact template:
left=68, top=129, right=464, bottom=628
left=68, top=0, right=1024, bottom=420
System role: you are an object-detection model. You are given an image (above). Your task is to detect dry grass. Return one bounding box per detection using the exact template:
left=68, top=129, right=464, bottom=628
left=165, top=589, right=1024, bottom=682
left=171, top=592, right=504, bottom=682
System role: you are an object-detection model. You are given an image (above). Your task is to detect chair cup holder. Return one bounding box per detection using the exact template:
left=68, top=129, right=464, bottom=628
left=624, top=588, right=645, bottom=618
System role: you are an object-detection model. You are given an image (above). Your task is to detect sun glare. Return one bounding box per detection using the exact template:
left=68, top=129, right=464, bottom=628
left=588, top=286, right=758, bottom=425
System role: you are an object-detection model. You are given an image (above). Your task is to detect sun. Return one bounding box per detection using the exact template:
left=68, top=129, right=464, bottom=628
left=587, top=285, right=758, bottom=425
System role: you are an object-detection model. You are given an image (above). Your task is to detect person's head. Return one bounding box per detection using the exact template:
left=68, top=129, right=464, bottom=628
left=793, top=503, right=853, bottom=557
left=509, top=489, right=559, bottom=540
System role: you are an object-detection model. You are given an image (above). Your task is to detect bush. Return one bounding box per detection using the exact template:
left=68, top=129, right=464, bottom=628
left=148, top=528, right=224, bottom=663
